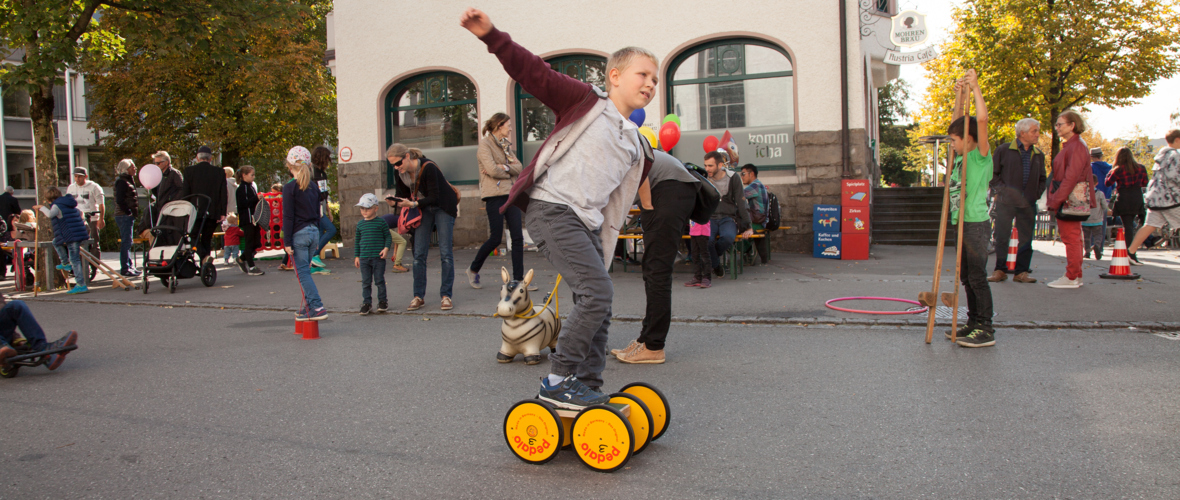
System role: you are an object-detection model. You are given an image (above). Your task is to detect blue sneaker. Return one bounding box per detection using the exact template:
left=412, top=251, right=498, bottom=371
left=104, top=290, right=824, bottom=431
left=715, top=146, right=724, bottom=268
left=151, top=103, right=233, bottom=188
left=308, top=307, right=328, bottom=321
left=295, top=307, right=310, bottom=320
left=311, top=256, right=325, bottom=268
left=56, top=264, right=72, bottom=272
left=311, top=267, right=331, bottom=275
left=66, top=284, right=89, bottom=295
left=538, top=375, right=609, bottom=411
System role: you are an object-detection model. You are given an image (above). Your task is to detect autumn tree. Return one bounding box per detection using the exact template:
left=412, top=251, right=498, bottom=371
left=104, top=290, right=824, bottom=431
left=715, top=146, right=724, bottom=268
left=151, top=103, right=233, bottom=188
left=877, top=79, right=920, bottom=186
left=912, top=0, right=1180, bottom=160
left=85, top=0, right=335, bottom=185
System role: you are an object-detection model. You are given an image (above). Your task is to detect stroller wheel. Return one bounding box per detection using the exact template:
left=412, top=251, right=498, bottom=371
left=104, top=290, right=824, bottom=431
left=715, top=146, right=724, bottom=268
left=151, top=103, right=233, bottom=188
left=200, top=259, right=217, bottom=287
left=168, top=276, right=177, bottom=293
left=142, top=273, right=149, bottom=294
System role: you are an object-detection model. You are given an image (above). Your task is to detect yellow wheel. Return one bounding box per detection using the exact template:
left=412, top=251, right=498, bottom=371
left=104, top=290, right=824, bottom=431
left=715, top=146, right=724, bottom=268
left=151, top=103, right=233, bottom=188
left=570, top=404, right=634, bottom=472
left=503, top=400, right=563, bottom=464
left=621, top=382, right=670, bottom=440
left=609, top=392, right=653, bottom=454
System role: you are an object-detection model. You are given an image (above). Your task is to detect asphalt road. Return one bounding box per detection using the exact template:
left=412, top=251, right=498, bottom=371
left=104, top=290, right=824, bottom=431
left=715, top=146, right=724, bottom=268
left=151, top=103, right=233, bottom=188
left=3, top=301, right=1177, bottom=499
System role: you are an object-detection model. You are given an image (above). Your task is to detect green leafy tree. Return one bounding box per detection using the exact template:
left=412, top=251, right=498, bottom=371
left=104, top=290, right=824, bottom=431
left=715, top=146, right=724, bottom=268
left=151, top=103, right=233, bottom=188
left=912, top=0, right=1180, bottom=160
left=877, top=79, right=920, bottom=186
left=85, top=0, right=335, bottom=186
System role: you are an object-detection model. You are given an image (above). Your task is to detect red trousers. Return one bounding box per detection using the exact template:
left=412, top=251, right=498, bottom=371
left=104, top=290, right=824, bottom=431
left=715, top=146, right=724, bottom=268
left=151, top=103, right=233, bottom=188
left=1057, top=219, right=1083, bottom=279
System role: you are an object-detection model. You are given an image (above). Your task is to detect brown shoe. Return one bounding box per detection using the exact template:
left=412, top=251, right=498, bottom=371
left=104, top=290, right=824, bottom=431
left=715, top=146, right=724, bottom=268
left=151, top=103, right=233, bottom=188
left=440, top=296, right=453, bottom=310
left=618, top=344, right=665, bottom=364
left=407, top=297, right=425, bottom=311
left=987, top=270, right=1007, bottom=282
left=611, top=340, right=641, bottom=358
left=1013, top=272, right=1037, bottom=283
left=391, top=264, right=409, bottom=273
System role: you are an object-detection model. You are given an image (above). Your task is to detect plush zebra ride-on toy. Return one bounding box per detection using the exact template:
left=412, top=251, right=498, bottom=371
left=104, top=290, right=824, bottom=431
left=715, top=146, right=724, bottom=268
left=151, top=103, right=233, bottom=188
left=495, top=267, right=559, bottom=365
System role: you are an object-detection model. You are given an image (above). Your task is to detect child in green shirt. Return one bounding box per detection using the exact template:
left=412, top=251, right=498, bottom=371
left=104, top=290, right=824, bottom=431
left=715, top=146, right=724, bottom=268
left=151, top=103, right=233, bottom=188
left=354, top=194, right=392, bottom=315
left=946, top=69, right=996, bottom=348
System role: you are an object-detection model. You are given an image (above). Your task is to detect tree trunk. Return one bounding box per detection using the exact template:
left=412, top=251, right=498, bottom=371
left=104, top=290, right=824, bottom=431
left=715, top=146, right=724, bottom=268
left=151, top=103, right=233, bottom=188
left=1049, top=107, right=1060, bottom=160
left=222, top=149, right=241, bottom=170
left=28, top=81, right=66, bottom=290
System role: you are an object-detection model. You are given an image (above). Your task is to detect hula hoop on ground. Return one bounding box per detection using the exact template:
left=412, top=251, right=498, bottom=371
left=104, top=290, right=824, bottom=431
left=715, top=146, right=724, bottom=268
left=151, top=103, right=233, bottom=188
left=825, top=296, right=928, bottom=315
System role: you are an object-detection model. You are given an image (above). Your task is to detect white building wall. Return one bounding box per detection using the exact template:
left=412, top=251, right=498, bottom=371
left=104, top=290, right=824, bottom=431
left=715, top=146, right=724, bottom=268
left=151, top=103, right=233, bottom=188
left=334, top=0, right=869, bottom=163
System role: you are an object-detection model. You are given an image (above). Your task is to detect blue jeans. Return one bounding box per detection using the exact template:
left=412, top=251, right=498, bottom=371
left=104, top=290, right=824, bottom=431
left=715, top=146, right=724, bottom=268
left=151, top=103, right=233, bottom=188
left=315, top=214, right=337, bottom=256
left=0, top=300, right=47, bottom=350
left=470, top=195, right=524, bottom=280
left=413, top=207, right=455, bottom=299
left=116, top=215, right=136, bottom=273
left=292, top=225, right=323, bottom=311
left=359, top=257, right=387, bottom=305
left=53, top=241, right=86, bottom=287
left=707, top=216, right=738, bottom=269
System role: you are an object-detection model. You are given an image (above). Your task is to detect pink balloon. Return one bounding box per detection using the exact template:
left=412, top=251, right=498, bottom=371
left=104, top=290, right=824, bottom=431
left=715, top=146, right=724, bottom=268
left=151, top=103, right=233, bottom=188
left=702, top=135, right=719, bottom=153
left=139, top=164, right=162, bottom=189
left=659, top=122, right=681, bottom=151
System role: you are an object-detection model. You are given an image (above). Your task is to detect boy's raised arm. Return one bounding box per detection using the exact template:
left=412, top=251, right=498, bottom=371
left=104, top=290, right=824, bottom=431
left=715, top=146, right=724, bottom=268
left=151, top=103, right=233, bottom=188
left=966, top=69, right=989, bottom=154
left=460, top=7, right=591, bottom=115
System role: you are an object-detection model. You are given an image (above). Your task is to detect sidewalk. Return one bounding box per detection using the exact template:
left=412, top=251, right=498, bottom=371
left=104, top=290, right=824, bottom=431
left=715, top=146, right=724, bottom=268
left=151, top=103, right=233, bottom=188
left=12, top=241, right=1180, bottom=330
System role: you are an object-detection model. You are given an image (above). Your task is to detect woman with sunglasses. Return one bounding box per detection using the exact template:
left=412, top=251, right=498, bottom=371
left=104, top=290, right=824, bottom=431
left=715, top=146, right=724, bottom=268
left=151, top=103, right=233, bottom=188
left=1046, top=110, right=1096, bottom=289
left=387, top=143, right=458, bottom=311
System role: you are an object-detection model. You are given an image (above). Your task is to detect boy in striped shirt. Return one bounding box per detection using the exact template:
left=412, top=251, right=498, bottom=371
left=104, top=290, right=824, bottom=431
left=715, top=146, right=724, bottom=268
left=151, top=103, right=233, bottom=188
left=354, top=194, right=392, bottom=315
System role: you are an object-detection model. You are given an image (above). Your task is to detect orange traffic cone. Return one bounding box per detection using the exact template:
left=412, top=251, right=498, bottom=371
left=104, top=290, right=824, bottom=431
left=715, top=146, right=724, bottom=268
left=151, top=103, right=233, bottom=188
left=1006, top=225, right=1018, bottom=272
left=1100, top=228, right=1140, bottom=280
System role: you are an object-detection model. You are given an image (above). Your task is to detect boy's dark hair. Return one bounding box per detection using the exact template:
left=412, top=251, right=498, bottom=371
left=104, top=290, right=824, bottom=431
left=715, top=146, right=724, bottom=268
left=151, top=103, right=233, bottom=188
left=1167, top=128, right=1180, bottom=143
left=703, top=151, right=726, bottom=164
left=741, top=163, right=758, bottom=177
left=947, top=116, right=978, bottom=142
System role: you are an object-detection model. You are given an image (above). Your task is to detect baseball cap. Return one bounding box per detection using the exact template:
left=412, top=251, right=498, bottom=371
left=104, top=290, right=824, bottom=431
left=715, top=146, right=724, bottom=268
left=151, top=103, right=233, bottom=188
left=74, top=167, right=88, bottom=177
left=286, top=146, right=311, bottom=166
left=356, top=193, right=379, bottom=208
left=198, top=145, right=213, bottom=155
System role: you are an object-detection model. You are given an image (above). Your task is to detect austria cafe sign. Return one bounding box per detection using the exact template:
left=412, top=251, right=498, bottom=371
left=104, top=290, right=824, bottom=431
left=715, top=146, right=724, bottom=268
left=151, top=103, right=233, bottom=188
left=884, top=10, right=938, bottom=65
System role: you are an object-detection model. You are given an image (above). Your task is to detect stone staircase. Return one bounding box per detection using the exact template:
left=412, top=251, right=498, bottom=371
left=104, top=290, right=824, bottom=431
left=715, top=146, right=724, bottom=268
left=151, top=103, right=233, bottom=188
left=871, top=187, right=955, bottom=246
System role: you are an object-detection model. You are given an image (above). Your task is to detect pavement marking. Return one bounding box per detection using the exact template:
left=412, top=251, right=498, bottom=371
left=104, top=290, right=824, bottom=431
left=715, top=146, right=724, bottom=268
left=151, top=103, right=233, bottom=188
left=1153, top=332, right=1180, bottom=341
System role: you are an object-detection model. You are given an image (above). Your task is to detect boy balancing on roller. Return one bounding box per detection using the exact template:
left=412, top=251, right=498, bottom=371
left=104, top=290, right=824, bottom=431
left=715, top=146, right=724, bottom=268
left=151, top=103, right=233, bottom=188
left=461, top=7, right=655, bottom=408
left=946, top=69, right=996, bottom=348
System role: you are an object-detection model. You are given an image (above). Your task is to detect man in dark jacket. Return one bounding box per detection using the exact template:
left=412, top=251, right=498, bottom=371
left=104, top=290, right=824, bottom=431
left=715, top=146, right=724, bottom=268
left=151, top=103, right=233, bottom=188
left=0, top=187, right=22, bottom=224
left=704, top=150, right=751, bottom=277
left=989, top=118, right=1046, bottom=283
left=181, top=146, right=228, bottom=261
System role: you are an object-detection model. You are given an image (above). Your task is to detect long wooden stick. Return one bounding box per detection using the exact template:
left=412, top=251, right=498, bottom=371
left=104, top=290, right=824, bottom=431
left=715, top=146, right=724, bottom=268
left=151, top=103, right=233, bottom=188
left=947, top=152, right=968, bottom=342
left=922, top=144, right=955, bottom=344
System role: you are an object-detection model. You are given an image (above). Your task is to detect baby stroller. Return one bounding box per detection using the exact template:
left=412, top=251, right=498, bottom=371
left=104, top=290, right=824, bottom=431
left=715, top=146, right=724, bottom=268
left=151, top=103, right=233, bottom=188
left=141, top=194, right=216, bottom=293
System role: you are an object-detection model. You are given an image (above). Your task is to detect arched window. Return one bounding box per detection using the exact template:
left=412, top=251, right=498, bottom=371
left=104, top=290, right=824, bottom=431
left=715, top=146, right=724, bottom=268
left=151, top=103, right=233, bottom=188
left=514, top=55, right=606, bottom=163
left=666, top=40, right=795, bottom=170
left=384, top=72, right=479, bottom=186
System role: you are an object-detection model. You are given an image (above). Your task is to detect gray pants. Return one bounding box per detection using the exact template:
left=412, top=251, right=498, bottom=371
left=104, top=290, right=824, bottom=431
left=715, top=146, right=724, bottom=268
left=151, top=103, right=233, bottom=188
left=525, top=200, right=612, bottom=389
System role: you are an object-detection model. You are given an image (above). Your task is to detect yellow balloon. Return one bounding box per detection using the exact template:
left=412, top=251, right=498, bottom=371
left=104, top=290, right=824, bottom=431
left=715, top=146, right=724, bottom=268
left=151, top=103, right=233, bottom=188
left=638, top=126, right=659, bottom=149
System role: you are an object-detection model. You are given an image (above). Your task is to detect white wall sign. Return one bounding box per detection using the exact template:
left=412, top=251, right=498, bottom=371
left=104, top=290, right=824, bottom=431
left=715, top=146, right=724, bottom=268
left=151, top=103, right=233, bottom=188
left=890, top=10, right=929, bottom=48
left=339, top=146, right=353, bottom=162
left=884, top=46, right=939, bottom=65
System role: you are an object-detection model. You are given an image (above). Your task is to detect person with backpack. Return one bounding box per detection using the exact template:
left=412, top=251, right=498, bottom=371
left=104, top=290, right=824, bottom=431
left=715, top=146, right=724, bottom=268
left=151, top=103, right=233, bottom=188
left=388, top=143, right=458, bottom=312
left=614, top=151, right=699, bottom=365
left=739, top=164, right=771, bottom=264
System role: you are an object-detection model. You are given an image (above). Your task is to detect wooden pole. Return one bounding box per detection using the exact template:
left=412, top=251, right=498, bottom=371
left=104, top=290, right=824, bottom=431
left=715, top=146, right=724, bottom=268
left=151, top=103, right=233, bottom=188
left=921, top=143, right=956, bottom=344
left=946, top=147, right=969, bottom=342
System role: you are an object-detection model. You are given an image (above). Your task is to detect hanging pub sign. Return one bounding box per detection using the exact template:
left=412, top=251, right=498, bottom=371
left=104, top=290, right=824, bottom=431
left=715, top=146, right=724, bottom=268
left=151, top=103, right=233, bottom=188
left=885, top=9, right=938, bottom=65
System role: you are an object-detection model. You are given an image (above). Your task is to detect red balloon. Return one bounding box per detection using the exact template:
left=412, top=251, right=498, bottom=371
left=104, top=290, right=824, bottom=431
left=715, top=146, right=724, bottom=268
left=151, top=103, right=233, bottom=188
left=702, top=135, right=719, bottom=153
left=659, top=122, right=681, bottom=151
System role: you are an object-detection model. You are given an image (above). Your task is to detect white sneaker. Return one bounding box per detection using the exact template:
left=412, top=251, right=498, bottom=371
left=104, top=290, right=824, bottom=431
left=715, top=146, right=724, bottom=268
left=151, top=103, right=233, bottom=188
left=466, top=268, right=482, bottom=289
left=1047, top=276, right=1082, bottom=288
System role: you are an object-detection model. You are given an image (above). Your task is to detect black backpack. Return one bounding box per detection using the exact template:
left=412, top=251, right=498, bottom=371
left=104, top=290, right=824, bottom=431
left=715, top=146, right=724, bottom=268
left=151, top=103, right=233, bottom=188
left=764, top=191, right=781, bottom=231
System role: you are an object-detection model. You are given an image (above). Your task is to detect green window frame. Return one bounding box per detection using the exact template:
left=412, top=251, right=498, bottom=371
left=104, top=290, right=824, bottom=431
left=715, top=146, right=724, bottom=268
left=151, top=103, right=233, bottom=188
left=666, top=39, right=795, bottom=171
left=384, top=72, right=479, bottom=187
left=513, top=55, right=606, bottom=161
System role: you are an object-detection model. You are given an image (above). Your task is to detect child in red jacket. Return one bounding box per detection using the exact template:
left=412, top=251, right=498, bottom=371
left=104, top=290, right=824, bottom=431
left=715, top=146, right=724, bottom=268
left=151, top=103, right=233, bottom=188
left=223, top=214, right=244, bottom=265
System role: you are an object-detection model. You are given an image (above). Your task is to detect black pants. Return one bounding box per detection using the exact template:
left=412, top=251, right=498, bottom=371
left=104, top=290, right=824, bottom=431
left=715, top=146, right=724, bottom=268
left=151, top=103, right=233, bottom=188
left=636, top=181, right=696, bottom=351
left=470, top=195, right=524, bottom=280
left=194, top=219, right=219, bottom=260
left=240, top=220, right=260, bottom=268
left=960, top=221, right=994, bottom=329
left=991, top=201, right=1036, bottom=274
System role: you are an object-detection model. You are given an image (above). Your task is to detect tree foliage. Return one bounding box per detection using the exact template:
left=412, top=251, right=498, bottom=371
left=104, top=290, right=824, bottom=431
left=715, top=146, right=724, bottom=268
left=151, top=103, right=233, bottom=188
left=912, top=0, right=1180, bottom=160
left=85, top=0, right=336, bottom=185
left=877, top=79, right=920, bottom=186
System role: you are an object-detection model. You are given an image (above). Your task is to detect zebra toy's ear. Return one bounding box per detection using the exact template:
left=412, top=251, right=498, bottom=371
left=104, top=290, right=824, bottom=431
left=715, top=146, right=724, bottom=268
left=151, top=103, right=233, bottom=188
left=524, top=269, right=535, bottom=286
left=501, top=266, right=510, bottom=284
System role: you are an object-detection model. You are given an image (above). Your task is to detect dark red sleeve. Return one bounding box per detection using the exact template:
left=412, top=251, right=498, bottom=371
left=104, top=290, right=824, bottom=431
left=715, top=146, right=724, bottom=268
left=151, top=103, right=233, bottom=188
left=480, top=28, right=593, bottom=116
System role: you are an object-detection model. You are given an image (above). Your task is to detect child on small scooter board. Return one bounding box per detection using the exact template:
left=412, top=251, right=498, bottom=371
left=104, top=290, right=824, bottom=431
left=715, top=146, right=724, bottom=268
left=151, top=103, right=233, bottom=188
left=462, top=7, right=655, bottom=409
left=0, top=294, right=78, bottom=375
